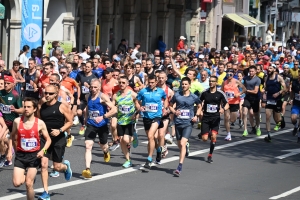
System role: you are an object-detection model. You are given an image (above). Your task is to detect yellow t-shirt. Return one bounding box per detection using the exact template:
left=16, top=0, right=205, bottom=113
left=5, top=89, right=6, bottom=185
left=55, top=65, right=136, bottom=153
left=217, top=72, right=226, bottom=86
left=290, top=68, right=298, bottom=80
left=179, top=66, right=188, bottom=75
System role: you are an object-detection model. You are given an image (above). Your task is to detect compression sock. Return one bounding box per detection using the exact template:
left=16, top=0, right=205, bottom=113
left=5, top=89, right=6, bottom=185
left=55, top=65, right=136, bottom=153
left=209, top=140, right=216, bottom=154
left=79, top=115, right=84, bottom=126
left=177, top=163, right=183, bottom=171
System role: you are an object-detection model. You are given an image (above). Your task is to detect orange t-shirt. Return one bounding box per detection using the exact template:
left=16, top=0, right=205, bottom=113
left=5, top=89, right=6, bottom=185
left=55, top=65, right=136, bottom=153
left=39, top=74, right=50, bottom=89
left=61, top=77, right=78, bottom=94
left=99, top=64, right=106, bottom=70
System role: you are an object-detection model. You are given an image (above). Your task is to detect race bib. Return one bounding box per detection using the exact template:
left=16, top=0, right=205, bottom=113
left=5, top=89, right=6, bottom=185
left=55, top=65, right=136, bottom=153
left=207, top=104, right=217, bottom=113
left=295, top=94, right=300, bottom=101
left=267, top=100, right=277, bottom=105
left=226, top=91, right=235, bottom=99
left=26, top=83, right=34, bottom=91
left=0, top=104, right=11, bottom=114
left=82, top=86, right=90, bottom=94
left=178, top=109, right=190, bottom=119
left=119, top=105, right=130, bottom=114
left=57, top=96, right=62, bottom=102
left=145, top=103, right=158, bottom=112
left=66, top=96, right=71, bottom=103
left=89, top=110, right=100, bottom=119
left=21, top=138, right=37, bottom=151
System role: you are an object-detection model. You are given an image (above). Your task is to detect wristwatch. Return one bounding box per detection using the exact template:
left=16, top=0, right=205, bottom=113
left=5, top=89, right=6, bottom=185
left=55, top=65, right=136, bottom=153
left=59, top=128, right=63, bottom=133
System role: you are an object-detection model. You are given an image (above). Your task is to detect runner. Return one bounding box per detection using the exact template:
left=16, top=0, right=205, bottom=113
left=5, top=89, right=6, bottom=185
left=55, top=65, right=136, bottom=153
left=137, top=75, right=168, bottom=170
left=38, top=85, right=73, bottom=200
left=24, top=59, right=40, bottom=100
left=125, top=64, right=144, bottom=92
left=222, top=69, right=246, bottom=141
left=169, top=77, right=201, bottom=176
left=279, top=65, right=291, bottom=117
left=242, top=65, right=262, bottom=137
left=290, top=72, right=300, bottom=141
left=6, top=97, right=51, bottom=200
left=82, top=78, right=117, bottom=178
left=200, top=75, right=228, bottom=163
left=112, top=76, right=139, bottom=168
left=262, top=65, right=286, bottom=142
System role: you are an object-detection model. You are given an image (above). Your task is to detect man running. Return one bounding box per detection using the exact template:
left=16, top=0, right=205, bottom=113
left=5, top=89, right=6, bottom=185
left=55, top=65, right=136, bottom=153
left=262, top=65, right=286, bottom=142
left=222, top=69, right=246, bottom=141
left=137, top=75, right=168, bottom=170
left=112, top=76, right=139, bottom=168
left=200, top=76, right=228, bottom=163
left=7, top=97, right=51, bottom=200
left=290, top=73, right=300, bottom=141
left=38, top=85, right=73, bottom=200
left=169, top=77, right=201, bottom=176
left=82, top=78, right=117, bottom=178
left=24, top=58, right=40, bottom=100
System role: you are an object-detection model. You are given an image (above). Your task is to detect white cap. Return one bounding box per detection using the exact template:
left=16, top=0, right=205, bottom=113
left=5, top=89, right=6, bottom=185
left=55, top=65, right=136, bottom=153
left=179, top=36, right=186, bottom=40
left=224, top=46, right=229, bottom=51
left=199, top=54, right=204, bottom=59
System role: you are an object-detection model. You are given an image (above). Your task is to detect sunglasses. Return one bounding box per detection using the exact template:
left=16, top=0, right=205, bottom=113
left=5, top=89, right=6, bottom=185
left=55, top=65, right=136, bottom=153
left=45, top=92, right=55, bottom=95
left=209, top=80, right=216, bottom=82
left=60, top=72, right=66, bottom=75
left=119, top=81, right=126, bottom=84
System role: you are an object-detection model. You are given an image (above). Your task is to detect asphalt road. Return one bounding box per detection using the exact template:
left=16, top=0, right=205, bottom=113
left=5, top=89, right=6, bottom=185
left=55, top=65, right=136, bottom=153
left=0, top=107, right=300, bottom=200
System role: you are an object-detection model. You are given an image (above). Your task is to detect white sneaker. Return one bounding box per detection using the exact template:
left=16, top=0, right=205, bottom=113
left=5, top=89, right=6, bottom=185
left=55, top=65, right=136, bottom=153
left=73, top=116, right=79, bottom=125
left=224, top=135, right=232, bottom=141
left=165, top=133, right=173, bottom=144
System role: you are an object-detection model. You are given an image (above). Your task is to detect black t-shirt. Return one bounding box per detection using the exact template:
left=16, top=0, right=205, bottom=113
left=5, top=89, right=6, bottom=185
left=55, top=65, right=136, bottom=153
left=200, top=89, right=228, bottom=117
left=76, top=71, right=98, bottom=99
left=292, top=80, right=300, bottom=106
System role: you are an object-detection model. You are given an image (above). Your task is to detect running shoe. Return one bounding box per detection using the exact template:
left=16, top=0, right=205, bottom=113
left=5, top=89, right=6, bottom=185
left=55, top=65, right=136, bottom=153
left=3, top=160, right=12, bottom=166
left=165, top=133, right=173, bottom=144
left=0, top=155, right=6, bottom=167
left=73, top=116, right=79, bottom=126
left=144, top=160, right=152, bottom=171
left=63, top=160, right=72, bottom=181
left=156, top=147, right=162, bottom=164
left=38, top=191, right=50, bottom=200
left=207, top=156, right=213, bottom=164
left=250, top=127, right=256, bottom=135
left=185, top=142, right=190, bottom=157
left=197, top=122, right=201, bottom=129
left=78, top=126, right=86, bottom=135
left=109, top=141, right=120, bottom=151
left=224, top=135, right=232, bottom=141
left=264, top=136, right=272, bottom=143
left=82, top=169, right=92, bottom=178
left=132, top=132, right=139, bottom=148
left=256, top=127, right=261, bottom=136
left=274, top=123, right=281, bottom=131
left=162, top=145, right=168, bottom=158
left=242, top=130, right=248, bottom=137
left=49, top=170, right=59, bottom=178
left=230, top=122, right=235, bottom=126
left=104, top=151, right=110, bottom=162
left=239, top=119, right=244, bottom=128
left=297, top=137, right=300, bottom=143
left=50, top=164, right=54, bottom=169
left=66, top=135, right=74, bottom=147
left=122, top=160, right=132, bottom=168
left=293, top=127, right=298, bottom=136
left=173, top=169, right=181, bottom=177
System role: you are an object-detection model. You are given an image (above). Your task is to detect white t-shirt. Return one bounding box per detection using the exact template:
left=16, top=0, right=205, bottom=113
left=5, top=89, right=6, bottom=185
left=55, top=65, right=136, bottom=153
left=131, top=49, right=139, bottom=60
left=200, top=78, right=209, bottom=90
left=19, top=54, right=28, bottom=68
left=50, top=56, right=59, bottom=71
left=79, top=52, right=90, bottom=61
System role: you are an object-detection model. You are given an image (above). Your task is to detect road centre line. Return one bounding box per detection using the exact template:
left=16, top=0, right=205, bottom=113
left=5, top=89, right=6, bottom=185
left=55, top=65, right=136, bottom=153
left=0, top=129, right=292, bottom=200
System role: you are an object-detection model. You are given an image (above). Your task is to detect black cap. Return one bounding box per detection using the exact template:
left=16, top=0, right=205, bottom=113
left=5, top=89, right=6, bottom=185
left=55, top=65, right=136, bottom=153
left=104, top=67, right=114, bottom=73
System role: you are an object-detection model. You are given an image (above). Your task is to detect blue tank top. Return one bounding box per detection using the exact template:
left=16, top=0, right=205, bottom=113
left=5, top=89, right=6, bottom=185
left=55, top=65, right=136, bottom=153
left=87, top=94, right=108, bottom=127
left=266, top=74, right=282, bottom=100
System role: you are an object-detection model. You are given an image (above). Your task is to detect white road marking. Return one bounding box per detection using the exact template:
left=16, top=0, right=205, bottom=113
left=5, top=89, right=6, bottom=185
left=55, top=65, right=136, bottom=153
left=275, top=148, right=300, bottom=159
left=269, top=186, right=300, bottom=199
left=0, top=129, right=292, bottom=200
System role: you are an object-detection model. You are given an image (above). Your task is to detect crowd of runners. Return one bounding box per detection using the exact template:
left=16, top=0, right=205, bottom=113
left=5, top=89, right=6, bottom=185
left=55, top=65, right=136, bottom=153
left=0, top=37, right=299, bottom=199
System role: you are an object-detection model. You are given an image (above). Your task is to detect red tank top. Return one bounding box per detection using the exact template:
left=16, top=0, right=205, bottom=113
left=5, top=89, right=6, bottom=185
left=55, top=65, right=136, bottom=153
left=223, top=79, right=240, bottom=104
left=17, top=117, right=40, bottom=152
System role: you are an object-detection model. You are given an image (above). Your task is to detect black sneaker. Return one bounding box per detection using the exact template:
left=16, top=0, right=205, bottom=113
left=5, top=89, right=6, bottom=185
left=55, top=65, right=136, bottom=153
left=281, top=116, right=285, bottom=129
left=207, top=156, right=213, bottom=164
left=293, top=128, right=298, bottom=136
left=264, top=136, right=272, bottom=143
left=250, top=127, right=256, bottom=135
left=144, top=160, right=152, bottom=171
left=230, top=122, right=235, bottom=126
left=156, top=148, right=162, bottom=164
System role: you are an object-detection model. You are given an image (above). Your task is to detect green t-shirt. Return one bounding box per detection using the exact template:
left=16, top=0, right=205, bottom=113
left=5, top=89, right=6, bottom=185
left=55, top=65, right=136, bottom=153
left=180, top=75, right=204, bottom=95
left=0, top=89, right=22, bottom=128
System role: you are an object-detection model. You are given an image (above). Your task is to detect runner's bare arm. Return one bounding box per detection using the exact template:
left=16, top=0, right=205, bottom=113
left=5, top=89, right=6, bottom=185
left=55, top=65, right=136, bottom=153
left=100, top=93, right=117, bottom=118
left=278, top=76, right=287, bottom=95
left=59, top=103, right=74, bottom=131
left=9, top=119, right=19, bottom=154
left=135, top=76, right=144, bottom=89
left=132, top=91, right=141, bottom=111
left=236, top=80, right=246, bottom=95
left=39, top=119, right=51, bottom=151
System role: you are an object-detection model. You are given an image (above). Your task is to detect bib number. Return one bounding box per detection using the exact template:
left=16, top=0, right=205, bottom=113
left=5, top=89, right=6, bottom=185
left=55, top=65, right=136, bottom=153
left=119, top=105, right=130, bottom=114
left=178, top=109, right=190, bottom=119
left=0, top=104, right=11, bottom=114
left=226, top=92, right=235, bottom=99
left=89, top=111, right=100, bottom=119
left=26, top=83, right=34, bottom=91
left=145, top=103, right=158, bottom=112
left=267, top=100, right=277, bottom=105
left=207, top=104, right=217, bottom=113
left=82, top=86, right=90, bottom=94
left=21, top=138, right=37, bottom=151
left=295, top=94, right=300, bottom=101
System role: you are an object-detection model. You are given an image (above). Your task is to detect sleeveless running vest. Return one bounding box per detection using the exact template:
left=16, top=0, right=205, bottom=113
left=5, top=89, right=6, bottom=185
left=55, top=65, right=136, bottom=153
left=266, top=74, right=282, bottom=101
left=102, top=79, right=115, bottom=98
left=87, top=93, right=108, bottom=127
left=116, top=91, right=135, bottom=125
left=223, top=79, right=240, bottom=104
left=25, top=70, right=36, bottom=92
left=17, top=116, right=40, bottom=152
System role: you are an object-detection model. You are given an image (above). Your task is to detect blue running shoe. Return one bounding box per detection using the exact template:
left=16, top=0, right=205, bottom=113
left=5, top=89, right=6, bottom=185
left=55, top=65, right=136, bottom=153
left=63, top=160, right=72, bottom=181
left=132, top=132, right=139, bottom=148
left=122, top=160, right=132, bottom=168
left=38, top=191, right=50, bottom=200
left=49, top=170, right=59, bottom=178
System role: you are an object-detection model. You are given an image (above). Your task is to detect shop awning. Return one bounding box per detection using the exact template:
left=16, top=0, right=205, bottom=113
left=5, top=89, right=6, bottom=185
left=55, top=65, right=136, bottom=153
left=238, top=14, right=265, bottom=27
left=223, top=13, right=256, bottom=28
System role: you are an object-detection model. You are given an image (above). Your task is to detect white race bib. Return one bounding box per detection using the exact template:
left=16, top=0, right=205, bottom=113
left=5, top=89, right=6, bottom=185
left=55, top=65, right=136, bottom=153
left=178, top=109, right=190, bottom=119
left=119, top=105, right=130, bottom=114
left=145, top=103, right=158, bottom=112
left=226, top=91, right=235, bottom=99
left=0, top=104, right=11, bottom=114
left=26, top=83, right=34, bottom=91
left=89, top=110, right=100, bottom=119
left=21, top=138, right=37, bottom=151
left=66, top=96, right=71, bottom=103
left=207, top=104, right=217, bottom=113
left=267, top=100, right=277, bottom=105
left=295, top=94, right=300, bottom=101
left=82, top=86, right=90, bottom=94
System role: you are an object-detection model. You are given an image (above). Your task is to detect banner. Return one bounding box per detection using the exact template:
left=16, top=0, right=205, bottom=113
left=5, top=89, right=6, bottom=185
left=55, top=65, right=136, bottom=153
left=21, top=0, right=43, bottom=57
left=45, top=41, right=73, bottom=56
